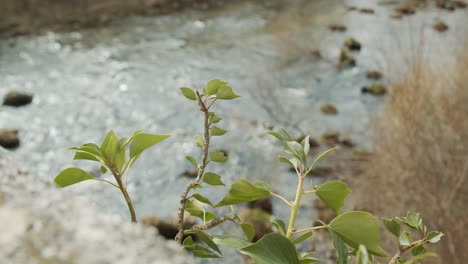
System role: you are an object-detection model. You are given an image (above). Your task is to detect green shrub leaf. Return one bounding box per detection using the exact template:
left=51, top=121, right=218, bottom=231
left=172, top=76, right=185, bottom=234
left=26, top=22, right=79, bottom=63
left=205, top=79, right=227, bottom=96
left=192, top=193, right=213, bottom=206
left=208, top=112, right=223, bottom=124
left=195, top=230, right=222, bottom=254
left=411, top=245, right=426, bottom=256
left=100, top=130, right=119, bottom=161
left=315, top=181, right=351, bottom=215
left=185, top=200, right=216, bottom=221
left=210, top=126, right=228, bottom=136
left=129, top=133, right=170, bottom=159
left=73, top=151, right=100, bottom=162
left=210, top=151, right=229, bottom=163
left=292, top=231, right=313, bottom=244
left=203, top=172, right=225, bottom=186
left=356, top=245, right=369, bottom=264
left=399, top=231, right=412, bottom=246
left=241, top=223, right=256, bottom=242
left=329, top=229, right=348, bottom=264
left=195, top=135, right=204, bottom=148
left=212, top=235, right=251, bottom=249
left=383, top=218, right=401, bottom=237
left=271, top=217, right=287, bottom=235
left=185, top=156, right=198, bottom=169
left=328, top=211, right=387, bottom=256
left=54, top=168, right=96, bottom=188
left=214, top=179, right=271, bottom=207
left=239, top=233, right=300, bottom=264
left=216, top=85, right=240, bottom=100
left=285, top=141, right=307, bottom=166
left=180, top=87, right=197, bottom=100
left=426, top=231, right=443, bottom=243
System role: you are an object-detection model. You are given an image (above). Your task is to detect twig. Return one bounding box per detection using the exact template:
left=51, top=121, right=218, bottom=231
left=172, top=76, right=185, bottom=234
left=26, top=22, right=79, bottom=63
left=388, top=239, right=426, bottom=264
left=185, top=215, right=235, bottom=234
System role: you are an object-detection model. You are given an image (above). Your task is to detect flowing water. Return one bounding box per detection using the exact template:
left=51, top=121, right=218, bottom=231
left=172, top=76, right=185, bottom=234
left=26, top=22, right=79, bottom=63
left=0, top=0, right=466, bottom=262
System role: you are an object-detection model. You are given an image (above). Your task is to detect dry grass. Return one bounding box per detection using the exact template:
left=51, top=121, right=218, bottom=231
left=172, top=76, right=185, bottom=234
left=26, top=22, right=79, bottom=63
left=350, top=53, right=468, bottom=262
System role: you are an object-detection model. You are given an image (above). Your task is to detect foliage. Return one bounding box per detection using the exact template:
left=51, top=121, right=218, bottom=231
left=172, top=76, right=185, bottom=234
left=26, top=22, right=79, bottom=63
left=54, top=79, right=443, bottom=263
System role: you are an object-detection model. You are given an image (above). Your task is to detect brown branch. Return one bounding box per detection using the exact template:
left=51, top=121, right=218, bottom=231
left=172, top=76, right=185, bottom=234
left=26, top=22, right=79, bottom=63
left=388, top=239, right=426, bottom=264
left=185, top=215, right=236, bottom=234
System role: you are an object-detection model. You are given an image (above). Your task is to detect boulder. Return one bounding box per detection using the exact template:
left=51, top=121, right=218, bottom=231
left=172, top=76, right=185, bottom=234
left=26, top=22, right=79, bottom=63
left=3, top=91, right=33, bottom=107
left=0, top=156, right=193, bottom=264
left=0, top=129, right=20, bottom=149
left=320, top=104, right=338, bottom=115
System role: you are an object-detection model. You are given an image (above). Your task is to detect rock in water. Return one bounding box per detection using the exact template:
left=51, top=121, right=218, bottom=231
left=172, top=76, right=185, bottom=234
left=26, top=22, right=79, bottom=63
left=0, top=129, right=20, bottom=149
left=3, top=91, right=33, bottom=107
left=0, top=156, right=193, bottom=264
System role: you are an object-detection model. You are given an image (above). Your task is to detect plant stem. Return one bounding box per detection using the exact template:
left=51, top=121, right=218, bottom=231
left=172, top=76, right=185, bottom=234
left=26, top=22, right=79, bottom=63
left=291, top=225, right=327, bottom=234
left=113, top=171, right=137, bottom=222
left=271, top=192, right=292, bottom=206
left=388, top=239, right=426, bottom=264
left=286, top=173, right=305, bottom=239
left=176, top=93, right=211, bottom=243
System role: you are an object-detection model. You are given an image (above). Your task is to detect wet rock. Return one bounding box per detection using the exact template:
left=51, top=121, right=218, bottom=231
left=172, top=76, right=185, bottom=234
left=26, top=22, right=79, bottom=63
left=328, top=23, right=347, bottom=32
left=0, top=129, right=19, bottom=149
left=338, top=49, right=356, bottom=68
left=321, top=131, right=340, bottom=146
left=366, top=70, right=383, bottom=80
left=247, top=197, right=273, bottom=215
left=433, top=20, right=449, bottom=32
left=141, top=215, right=195, bottom=241
left=395, top=5, right=416, bottom=15
left=2, top=91, right=33, bottom=107
left=344, top=38, right=361, bottom=51
left=0, top=156, right=193, bottom=264
left=361, top=83, right=387, bottom=95
left=320, top=104, right=338, bottom=115
left=340, top=137, right=355, bottom=148
left=182, top=170, right=198, bottom=178
left=239, top=208, right=272, bottom=242
left=359, top=8, right=375, bottom=14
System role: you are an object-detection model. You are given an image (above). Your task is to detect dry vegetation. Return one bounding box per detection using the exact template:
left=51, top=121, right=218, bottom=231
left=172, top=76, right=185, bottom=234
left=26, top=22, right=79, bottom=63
left=350, top=54, right=468, bottom=263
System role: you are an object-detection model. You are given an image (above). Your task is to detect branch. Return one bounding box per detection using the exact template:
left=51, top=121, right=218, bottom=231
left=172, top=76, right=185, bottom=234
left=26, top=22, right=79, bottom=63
left=388, top=239, right=427, bottom=264
left=271, top=192, right=293, bottom=206
left=185, top=215, right=236, bottom=234
left=291, top=225, right=327, bottom=234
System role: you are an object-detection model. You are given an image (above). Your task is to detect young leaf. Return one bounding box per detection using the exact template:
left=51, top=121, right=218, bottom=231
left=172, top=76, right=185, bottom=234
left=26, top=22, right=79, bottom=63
left=356, top=245, right=369, bottom=264
left=180, top=87, right=197, bottom=100
left=182, top=236, right=195, bottom=248
left=310, top=147, right=338, bottom=169
left=210, top=151, right=229, bottom=163
left=292, top=231, right=313, bottom=244
left=285, top=141, right=307, bottom=166
left=399, top=231, right=412, bottom=246
left=210, top=126, right=228, bottom=136
left=100, top=166, right=107, bottom=174
left=426, top=231, right=444, bottom=243
left=279, top=156, right=298, bottom=170
left=411, top=245, right=426, bottom=256
left=267, top=131, right=284, bottom=142
left=214, top=179, right=271, bottom=207
left=195, top=135, right=204, bottom=148
left=271, top=217, right=287, bottom=236
left=280, top=128, right=295, bottom=141
left=315, top=181, right=351, bottom=215
left=328, top=211, right=387, bottom=257
left=54, top=168, right=96, bottom=188
left=208, top=112, right=222, bottom=124
left=185, top=200, right=216, bottom=221
left=216, top=85, right=240, bottom=100
left=241, top=223, right=256, bottom=242
left=212, top=235, right=252, bottom=249
left=73, top=151, right=100, bottom=162
left=194, top=230, right=222, bottom=255
left=129, top=133, right=170, bottom=159
left=301, top=136, right=310, bottom=156
left=192, top=193, right=213, bottom=206
left=383, top=218, right=401, bottom=237
left=203, top=172, right=225, bottom=186
left=185, top=156, right=198, bottom=169
left=239, top=233, right=301, bottom=264
left=69, top=143, right=103, bottom=158
left=100, top=130, right=119, bottom=161
left=402, top=212, right=423, bottom=231
left=193, top=245, right=221, bottom=258
left=205, top=79, right=227, bottom=96
left=329, top=229, right=348, bottom=264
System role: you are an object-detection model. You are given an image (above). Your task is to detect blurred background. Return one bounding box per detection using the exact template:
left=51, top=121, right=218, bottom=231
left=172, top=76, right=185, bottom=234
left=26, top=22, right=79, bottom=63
left=1, top=0, right=467, bottom=263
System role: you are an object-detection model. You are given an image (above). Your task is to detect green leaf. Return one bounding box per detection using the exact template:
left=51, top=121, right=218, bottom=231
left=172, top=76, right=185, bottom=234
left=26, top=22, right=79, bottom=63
left=280, top=128, right=295, bottom=141
left=383, top=218, right=401, bottom=237
left=253, top=181, right=271, bottom=192
left=114, top=147, right=126, bottom=173
left=329, top=229, right=348, bottom=264
left=73, top=151, right=100, bottom=162
left=192, top=193, right=213, bottom=206
left=310, top=147, right=338, bottom=169
left=399, top=231, right=412, bottom=246
left=267, top=131, right=284, bottom=142
left=285, top=141, right=307, bottom=166
left=195, top=230, right=222, bottom=254
left=300, top=257, right=321, bottom=264
left=208, top=112, right=222, bottom=124
left=301, top=136, right=310, bottom=156
left=210, top=126, right=227, bottom=136
left=185, top=156, right=198, bottom=169
left=210, top=151, right=229, bottom=163
left=182, top=236, right=195, bottom=248
left=193, top=246, right=221, bottom=258
left=69, top=143, right=103, bottom=158
left=129, top=133, right=170, bottom=159
left=100, top=166, right=107, bottom=174
left=315, top=181, right=351, bottom=215
left=328, top=211, right=387, bottom=257
left=356, top=245, right=369, bottom=264
left=292, top=231, right=313, bottom=244
left=205, top=79, right=227, bottom=96
left=412, top=252, right=438, bottom=262
left=279, top=156, right=298, bottom=170
left=271, top=217, right=287, bottom=236
left=202, top=172, right=225, bottom=186
left=239, top=233, right=300, bottom=264
left=402, top=212, right=423, bottom=231
left=195, top=135, right=204, bottom=148
left=214, top=179, right=271, bottom=207
left=426, top=231, right=444, bottom=243
left=216, top=85, right=240, bottom=100
left=185, top=200, right=216, bottom=221
left=411, top=245, right=426, bottom=256
left=212, top=235, right=252, bottom=249
left=100, top=130, right=119, bottom=161
left=180, top=87, right=197, bottom=100
left=241, top=223, right=256, bottom=242
left=54, top=168, right=96, bottom=188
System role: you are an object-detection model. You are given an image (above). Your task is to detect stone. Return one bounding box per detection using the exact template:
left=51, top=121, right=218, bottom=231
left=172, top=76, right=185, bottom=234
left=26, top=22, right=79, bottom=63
left=344, top=38, right=361, bottom=51
left=359, top=8, right=375, bottom=14
left=0, top=129, right=20, bottom=149
left=338, top=49, right=356, bottom=68
left=328, top=23, right=347, bottom=32
left=433, top=20, right=449, bottom=32
left=3, top=91, right=33, bottom=107
left=361, top=83, right=387, bottom=95
left=366, top=70, right=383, bottom=80
left=395, top=5, right=416, bottom=15
left=182, top=170, right=197, bottom=178
left=340, top=137, right=355, bottom=148
left=321, top=104, right=338, bottom=115
left=0, top=156, right=193, bottom=264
